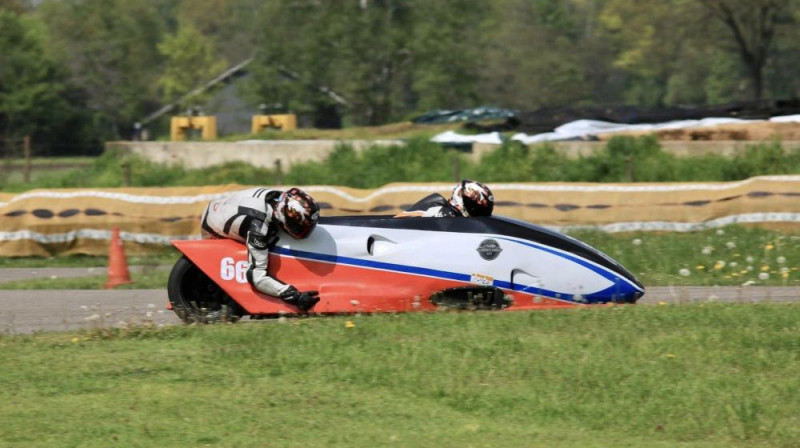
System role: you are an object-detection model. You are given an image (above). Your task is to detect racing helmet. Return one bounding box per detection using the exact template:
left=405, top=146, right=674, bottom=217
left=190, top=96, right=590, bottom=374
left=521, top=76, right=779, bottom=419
left=273, top=187, right=320, bottom=239
left=449, top=179, right=494, bottom=217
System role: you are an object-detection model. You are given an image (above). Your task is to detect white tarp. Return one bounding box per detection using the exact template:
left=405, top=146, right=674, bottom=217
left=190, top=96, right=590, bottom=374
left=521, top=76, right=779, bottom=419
left=430, top=114, right=800, bottom=145
left=429, top=130, right=503, bottom=145
left=511, top=118, right=749, bottom=144
left=767, top=114, right=800, bottom=123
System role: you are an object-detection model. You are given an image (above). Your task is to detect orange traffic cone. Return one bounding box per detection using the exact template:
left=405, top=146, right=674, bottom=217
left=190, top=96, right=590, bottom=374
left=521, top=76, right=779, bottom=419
left=104, top=227, right=133, bottom=289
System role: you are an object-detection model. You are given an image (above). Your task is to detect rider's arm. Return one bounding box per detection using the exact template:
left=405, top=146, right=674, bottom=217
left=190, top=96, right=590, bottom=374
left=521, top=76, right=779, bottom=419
left=393, top=210, right=427, bottom=218
left=394, top=193, right=452, bottom=218
left=245, top=218, right=321, bottom=311
left=394, top=206, right=452, bottom=218
left=245, top=219, right=291, bottom=297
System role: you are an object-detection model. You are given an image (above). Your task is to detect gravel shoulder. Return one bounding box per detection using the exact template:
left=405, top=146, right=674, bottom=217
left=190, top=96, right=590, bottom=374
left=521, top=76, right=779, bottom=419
left=0, top=289, right=182, bottom=334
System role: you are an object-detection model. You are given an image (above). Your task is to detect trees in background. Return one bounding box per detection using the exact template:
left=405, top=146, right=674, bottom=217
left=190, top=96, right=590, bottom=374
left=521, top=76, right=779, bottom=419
left=37, top=0, right=175, bottom=140
left=157, top=22, right=227, bottom=109
left=697, top=0, right=795, bottom=101
left=3, top=0, right=800, bottom=154
left=598, top=0, right=800, bottom=105
left=246, top=0, right=484, bottom=126
left=479, top=0, right=600, bottom=109
left=0, top=9, right=68, bottom=156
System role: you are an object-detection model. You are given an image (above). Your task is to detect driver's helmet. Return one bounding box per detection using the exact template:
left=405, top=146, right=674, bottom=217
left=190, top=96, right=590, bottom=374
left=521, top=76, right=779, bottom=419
left=273, top=187, right=320, bottom=239
left=449, top=179, right=494, bottom=217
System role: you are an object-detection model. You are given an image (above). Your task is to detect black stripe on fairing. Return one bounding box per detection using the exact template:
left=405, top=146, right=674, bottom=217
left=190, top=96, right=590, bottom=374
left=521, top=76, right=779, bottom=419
left=318, top=215, right=643, bottom=289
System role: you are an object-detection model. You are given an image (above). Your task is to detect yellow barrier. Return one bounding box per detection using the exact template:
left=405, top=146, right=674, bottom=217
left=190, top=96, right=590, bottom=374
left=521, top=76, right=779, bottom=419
left=252, top=114, right=297, bottom=133
left=170, top=116, right=218, bottom=141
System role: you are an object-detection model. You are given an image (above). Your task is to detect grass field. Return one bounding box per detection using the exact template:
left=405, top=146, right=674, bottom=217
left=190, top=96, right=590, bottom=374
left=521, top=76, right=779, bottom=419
left=0, top=157, right=95, bottom=186
left=1, top=304, right=797, bottom=447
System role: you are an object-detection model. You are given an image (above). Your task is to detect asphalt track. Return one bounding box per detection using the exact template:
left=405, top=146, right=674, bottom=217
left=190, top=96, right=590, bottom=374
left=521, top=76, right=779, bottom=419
left=1, top=268, right=799, bottom=334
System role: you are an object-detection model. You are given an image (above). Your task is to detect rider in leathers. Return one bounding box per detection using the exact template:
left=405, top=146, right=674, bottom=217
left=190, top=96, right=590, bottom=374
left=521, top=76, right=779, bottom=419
left=395, top=179, right=495, bottom=218
left=201, top=187, right=321, bottom=311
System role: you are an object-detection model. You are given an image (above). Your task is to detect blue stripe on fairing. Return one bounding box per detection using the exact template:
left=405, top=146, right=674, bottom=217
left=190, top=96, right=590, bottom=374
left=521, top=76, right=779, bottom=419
left=274, top=241, right=640, bottom=304
left=492, top=279, right=637, bottom=303
left=493, top=236, right=642, bottom=292
left=274, top=246, right=471, bottom=283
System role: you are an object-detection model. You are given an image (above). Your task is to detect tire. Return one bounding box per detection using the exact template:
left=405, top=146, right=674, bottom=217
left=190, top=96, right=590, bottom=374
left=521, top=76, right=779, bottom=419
left=167, top=256, right=244, bottom=324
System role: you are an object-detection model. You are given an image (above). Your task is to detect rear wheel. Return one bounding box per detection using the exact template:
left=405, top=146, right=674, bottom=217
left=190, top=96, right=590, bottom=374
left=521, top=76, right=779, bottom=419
left=167, top=256, right=244, bottom=324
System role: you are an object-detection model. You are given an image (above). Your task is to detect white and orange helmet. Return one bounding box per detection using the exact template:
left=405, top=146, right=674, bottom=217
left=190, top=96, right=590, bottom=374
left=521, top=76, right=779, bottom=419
left=449, top=179, right=494, bottom=217
left=273, top=187, right=320, bottom=239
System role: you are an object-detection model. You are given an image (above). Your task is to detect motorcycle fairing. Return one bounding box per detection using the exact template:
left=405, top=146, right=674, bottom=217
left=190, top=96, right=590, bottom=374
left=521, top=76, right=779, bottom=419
left=172, top=215, right=643, bottom=315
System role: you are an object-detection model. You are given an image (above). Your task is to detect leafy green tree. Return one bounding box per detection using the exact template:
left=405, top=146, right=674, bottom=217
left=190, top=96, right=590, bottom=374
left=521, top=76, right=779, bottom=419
left=37, top=0, right=175, bottom=138
left=248, top=0, right=486, bottom=126
left=696, top=0, right=797, bottom=101
left=0, top=0, right=26, bottom=13
left=406, top=0, right=484, bottom=113
left=245, top=0, right=350, bottom=126
left=704, top=52, right=745, bottom=104
left=766, top=25, right=800, bottom=99
left=598, top=0, right=696, bottom=106
left=175, top=0, right=263, bottom=64
left=0, top=10, right=65, bottom=154
left=344, top=0, right=417, bottom=124
left=157, top=22, right=227, bottom=108
left=479, top=0, right=597, bottom=109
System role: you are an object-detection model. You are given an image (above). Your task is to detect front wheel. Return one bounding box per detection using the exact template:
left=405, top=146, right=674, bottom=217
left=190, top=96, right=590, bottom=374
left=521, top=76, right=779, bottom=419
left=167, top=256, right=244, bottom=324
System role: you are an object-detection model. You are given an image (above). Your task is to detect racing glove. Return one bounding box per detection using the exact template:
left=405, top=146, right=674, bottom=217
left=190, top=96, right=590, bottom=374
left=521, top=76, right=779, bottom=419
left=280, top=286, right=320, bottom=312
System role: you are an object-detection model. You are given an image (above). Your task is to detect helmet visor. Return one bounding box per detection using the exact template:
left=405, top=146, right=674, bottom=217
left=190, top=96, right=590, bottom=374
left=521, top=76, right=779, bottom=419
left=280, top=188, right=320, bottom=239
left=283, top=208, right=318, bottom=239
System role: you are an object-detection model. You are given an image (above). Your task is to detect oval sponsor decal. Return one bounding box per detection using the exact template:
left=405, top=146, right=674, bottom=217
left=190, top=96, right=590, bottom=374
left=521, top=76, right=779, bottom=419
left=476, top=239, right=503, bottom=260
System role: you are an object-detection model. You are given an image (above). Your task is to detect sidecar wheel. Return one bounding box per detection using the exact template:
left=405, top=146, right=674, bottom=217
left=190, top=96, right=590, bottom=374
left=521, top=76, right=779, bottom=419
left=168, top=256, right=244, bottom=324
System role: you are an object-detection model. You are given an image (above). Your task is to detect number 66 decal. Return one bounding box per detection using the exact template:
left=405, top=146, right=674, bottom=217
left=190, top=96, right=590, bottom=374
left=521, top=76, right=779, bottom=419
left=220, top=257, right=248, bottom=283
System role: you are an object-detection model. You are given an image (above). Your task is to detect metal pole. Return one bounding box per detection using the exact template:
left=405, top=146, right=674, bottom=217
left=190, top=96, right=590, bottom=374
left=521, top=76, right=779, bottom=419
left=626, top=156, right=636, bottom=182
left=275, top=159, right=283, bottom=186
left=23, top=136, right=31, bottom=183
left=123, top=161, right=132, bottom=187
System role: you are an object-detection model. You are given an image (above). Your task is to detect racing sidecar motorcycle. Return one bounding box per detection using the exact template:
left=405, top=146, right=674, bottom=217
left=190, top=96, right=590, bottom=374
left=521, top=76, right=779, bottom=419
left=167, top=215, right=645, bottom=323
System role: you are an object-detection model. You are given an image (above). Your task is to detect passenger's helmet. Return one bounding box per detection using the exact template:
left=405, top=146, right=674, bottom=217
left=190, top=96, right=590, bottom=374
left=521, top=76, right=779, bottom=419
left=449, top=179, right=494, bottom=217
left=273, top=187, right=320, bottom=239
